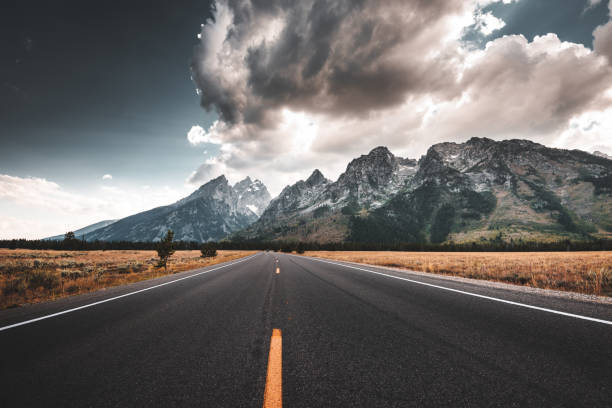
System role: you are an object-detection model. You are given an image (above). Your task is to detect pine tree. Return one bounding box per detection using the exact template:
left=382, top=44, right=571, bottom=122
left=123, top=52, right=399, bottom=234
left=63, top=231, right=79, bottom=250
left=156, top=230, right=175, bottom=271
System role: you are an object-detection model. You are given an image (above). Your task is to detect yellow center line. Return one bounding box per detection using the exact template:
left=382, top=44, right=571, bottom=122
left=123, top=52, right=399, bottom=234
left=263, top=329, right=282, bottom=408
left=276, top=267, right=280, bottom=274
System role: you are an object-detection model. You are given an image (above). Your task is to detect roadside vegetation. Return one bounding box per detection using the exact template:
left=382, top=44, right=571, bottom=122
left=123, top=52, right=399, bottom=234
left=302, top=251, right=612, bottom=297
left=2, top=237, right=611, bottom=252
left=155, top=230, right=176, bottom=271
left=200, top=243, right=218, bottom=258
left=0, top=249, right=255, bottom=309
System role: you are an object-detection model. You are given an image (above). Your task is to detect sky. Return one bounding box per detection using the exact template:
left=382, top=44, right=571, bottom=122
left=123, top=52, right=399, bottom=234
left=1, top=0, right=612, bottom=239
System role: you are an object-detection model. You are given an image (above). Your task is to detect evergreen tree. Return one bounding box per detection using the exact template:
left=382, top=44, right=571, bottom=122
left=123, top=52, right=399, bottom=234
left=63, top=231, right=79, bottom=250
left=156, top=230, right=175, bottom=271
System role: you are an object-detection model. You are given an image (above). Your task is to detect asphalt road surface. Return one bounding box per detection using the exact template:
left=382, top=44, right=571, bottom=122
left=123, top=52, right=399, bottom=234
left=1, top=252, right=611, bottom=407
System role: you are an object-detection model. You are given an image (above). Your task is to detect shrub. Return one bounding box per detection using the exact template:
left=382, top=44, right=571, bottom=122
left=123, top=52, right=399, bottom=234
left=65, top=284, right=79, bottom=294
left=93, top=269, right=106, bottom=281
left=3, top=277, right=27, bottom=296
left=60, top=270, right=86, bottom=280
left=0, top=264, right=21, bottom=277
left=116, top=265, right=132, bottom=274
left=200, top=243, right=218, bottom=258
left=27, top=270, right=60, bottom=290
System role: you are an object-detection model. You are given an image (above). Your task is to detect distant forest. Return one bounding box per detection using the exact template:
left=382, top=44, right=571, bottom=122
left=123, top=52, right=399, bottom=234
left=1, top=237, right=611, bottom=252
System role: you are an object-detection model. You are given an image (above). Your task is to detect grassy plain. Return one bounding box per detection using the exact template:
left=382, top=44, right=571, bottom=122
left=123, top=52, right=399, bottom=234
left=0, top=249, right=255, bottom=309
left=303, top=251, right=612, bottom=297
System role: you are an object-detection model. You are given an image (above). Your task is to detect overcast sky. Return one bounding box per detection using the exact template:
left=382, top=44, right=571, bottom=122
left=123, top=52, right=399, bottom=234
left=1, top=0, right=612, bottom=238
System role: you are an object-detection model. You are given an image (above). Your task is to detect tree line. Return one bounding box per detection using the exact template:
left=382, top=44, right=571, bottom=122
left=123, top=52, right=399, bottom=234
left=1, top=232, right=611, bottom=252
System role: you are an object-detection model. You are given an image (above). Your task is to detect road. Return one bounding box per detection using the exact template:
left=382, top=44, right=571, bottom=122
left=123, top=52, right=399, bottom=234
left=1, top=252, right=611, bottom=407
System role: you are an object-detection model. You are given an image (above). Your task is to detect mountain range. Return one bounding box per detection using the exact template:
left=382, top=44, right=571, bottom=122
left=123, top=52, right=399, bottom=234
left=50, top=138, right=612, bottom=244
left=80, top=176, right=271, bottom=242
left=237, top=138, right=612, bottom=244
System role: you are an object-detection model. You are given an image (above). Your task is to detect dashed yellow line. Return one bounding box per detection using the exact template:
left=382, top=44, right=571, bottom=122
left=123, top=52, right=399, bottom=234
left=263, top=329, right=282, bottom=408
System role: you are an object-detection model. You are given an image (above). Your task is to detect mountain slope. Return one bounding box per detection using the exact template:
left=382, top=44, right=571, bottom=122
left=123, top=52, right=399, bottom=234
left=236, top=146, right=418, bottom=242
left=45, top=219, right=117, bottom=241
left=238, top=138, right=612, bottom=243
left=85, top=176, right=271, bottom=242
left=358, top=138, right=612, bottom=244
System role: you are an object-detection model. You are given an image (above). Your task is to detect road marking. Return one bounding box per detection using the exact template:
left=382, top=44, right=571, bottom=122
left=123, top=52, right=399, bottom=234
left=263, top=329, right=282, bottom=408
left=298, top=256, right=612, bottom=326
left=276, top=267, right=280, bottom=274
left=0, top=253, right=260, bottom=332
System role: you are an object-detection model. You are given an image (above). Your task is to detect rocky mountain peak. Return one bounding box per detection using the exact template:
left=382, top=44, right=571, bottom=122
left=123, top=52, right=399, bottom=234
left=234, top=176, right=272, bottom=217
left=369, top=145, right=394, bottom=156
left=302, top=145, right=415, bottom=210
left=339, top=146, right=398, bottom=186
left=84, top=173, right=270, bottom=242
left=425, top=137, right=535, bottom=174
left=209, top=174, right=229, bottom=184
left=306, top=169, right=328, bottom=186
left=198, top=174, right=230, bottom=194
left=178, top=175, right=231, bottom=206
left=233, top=176, right=252, bottom=190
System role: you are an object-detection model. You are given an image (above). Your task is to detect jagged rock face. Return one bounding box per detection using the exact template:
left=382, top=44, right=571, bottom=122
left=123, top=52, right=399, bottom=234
left=328, top=146, right=417, bottom=207
left=357, top=138, right=612, bottom=244
left=256, top=147, right=417, bottom=227
left=306, top=169, right=327, bottom=186
left=238, top=147, right=418, bottom=241
left=84, top=175, right=271, bottom=242
left=81, top=139, right=611, bottom=244
left=417, top=138, right=610, bottom=193
left=233, top=177, right=272, bottom=216
left=240, top=138, right=612, bottom=243
left=257, top=169, right=331, bottom=225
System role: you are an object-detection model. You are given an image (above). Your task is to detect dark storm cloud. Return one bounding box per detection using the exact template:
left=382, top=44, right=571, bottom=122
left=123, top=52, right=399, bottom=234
left=191, top=0, right=464, bottom=127
left=188, top=0, right=612, bottom=194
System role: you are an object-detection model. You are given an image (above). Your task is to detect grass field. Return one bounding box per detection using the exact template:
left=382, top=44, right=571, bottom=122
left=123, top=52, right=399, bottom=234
left=303, top=251, right=612, bottom=297
left=0, top=249, right=255, bottom=309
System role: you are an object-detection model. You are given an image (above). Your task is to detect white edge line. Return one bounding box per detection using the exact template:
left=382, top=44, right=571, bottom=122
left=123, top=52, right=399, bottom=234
left=0, top=253, right=260, bottom=332
left=294, top=255, right=612, bottom=326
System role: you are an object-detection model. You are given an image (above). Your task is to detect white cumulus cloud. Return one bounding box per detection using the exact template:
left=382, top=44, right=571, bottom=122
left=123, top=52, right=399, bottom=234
left=0, top=174, right=187, bottom=239
left=474, top=10, right=506, bottom=35
left=187, top=125, right=208, bottom=145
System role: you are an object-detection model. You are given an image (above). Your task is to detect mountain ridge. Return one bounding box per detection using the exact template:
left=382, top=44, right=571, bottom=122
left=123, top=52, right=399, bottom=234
left=44, top=219, right=117, bottom=241
left=83, top=176, right=271, bottom=242
left=237, top=138, right=612, bottom=244
left=51, top=138, right=611, bottom=244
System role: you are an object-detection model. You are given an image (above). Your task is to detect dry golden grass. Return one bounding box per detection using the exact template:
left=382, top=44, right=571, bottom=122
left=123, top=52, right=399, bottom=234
left=0, top=249, right=256, bottom=309
left=304, top=251, right=612, bottom=297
